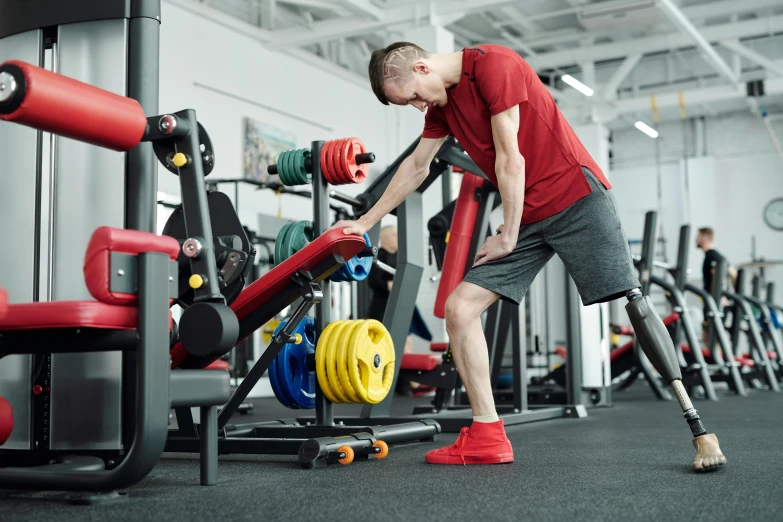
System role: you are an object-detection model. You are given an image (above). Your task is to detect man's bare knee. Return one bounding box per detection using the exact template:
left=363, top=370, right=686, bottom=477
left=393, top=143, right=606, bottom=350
left=445, top=292, right=478, bottom=335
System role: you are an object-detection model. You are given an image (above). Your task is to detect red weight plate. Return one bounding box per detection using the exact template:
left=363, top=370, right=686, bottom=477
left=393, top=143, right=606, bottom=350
left=323, top=139, right=338, bottom=184
left=329, top=138, right=348, bottom=185
left=334, top=138, right=350, bottom=184
left=320, top=140, right=331, bottom=182
left=341, top=137, right=357, bottom=184
left=341, top=138, right=356, bottom=184
left=347, top=137, right=368, bottom=184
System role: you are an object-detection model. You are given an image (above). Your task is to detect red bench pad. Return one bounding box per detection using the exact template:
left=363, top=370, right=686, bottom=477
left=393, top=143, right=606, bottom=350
left=0, top=301, right=139, bottom=331
left=0, top=397, right=12, bottom=446
left=0, top=288, right=7, bottom=320
left=400, top=353, right=440, bottom=372
left=170, top=230, right=366, bottom=369
left=430, top=342, right=448, bottom=352
left=206, top=359, right=230, bottom=371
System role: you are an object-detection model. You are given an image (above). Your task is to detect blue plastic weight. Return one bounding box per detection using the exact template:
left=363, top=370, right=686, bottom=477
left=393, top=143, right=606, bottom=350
left=268, top=357, right=295, bottom=408
left=330, top=233, right=373, bottom=282
left=272, top=317, right=316, bottom=409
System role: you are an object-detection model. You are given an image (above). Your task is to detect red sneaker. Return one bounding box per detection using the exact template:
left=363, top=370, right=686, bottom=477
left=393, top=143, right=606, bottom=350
left=425, top=420, right=514, bottom=465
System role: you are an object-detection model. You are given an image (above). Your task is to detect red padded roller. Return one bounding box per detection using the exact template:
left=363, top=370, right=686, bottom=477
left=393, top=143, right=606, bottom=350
left=0, top=288, right=7, bottom=320
left=0, top=60, right=147, bottom=152
left=434, top=172, right=484, bottom=318
left=0, top=397, right=13, bottom=446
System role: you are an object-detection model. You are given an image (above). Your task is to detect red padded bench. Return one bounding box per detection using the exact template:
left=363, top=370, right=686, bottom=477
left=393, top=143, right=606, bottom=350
left=170, top=229, right=366, bottom=370
left=0, top=228, right=179, bottom=336
left=400, top=353, right=440, bottom=372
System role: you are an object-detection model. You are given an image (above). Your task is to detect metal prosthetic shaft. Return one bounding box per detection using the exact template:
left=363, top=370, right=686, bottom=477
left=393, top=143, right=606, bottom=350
left=625, top=289, right=707, bottom=438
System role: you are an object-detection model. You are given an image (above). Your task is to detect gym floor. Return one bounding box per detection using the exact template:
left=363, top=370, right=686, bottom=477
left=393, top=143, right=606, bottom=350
left=1, top=385, right=780, bottom=522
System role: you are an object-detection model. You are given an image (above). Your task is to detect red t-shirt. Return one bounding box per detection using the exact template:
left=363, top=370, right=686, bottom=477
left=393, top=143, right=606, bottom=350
left=423, top=45, right=610, bottom=224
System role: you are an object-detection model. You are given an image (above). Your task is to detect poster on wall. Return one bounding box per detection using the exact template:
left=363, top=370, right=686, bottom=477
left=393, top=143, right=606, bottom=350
left=243, top=117, right=296, bottom=182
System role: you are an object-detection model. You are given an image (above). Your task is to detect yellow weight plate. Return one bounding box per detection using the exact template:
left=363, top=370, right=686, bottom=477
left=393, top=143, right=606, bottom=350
left=347, top=320, right=395, bottom=404
left=324, top=321, right=352, bottom=404
left=315, top=320, right=343, bottom=404
left=335, top=321, right=363, bottom=403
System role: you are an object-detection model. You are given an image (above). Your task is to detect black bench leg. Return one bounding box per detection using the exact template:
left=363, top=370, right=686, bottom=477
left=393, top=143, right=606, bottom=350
left=200, top=405, right=218, bottom=486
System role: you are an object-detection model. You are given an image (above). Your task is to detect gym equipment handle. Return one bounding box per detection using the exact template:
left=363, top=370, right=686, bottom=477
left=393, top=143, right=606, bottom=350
left=267, top=152, right=375, bottom=175
left=0, top=60, right=147, bottom=152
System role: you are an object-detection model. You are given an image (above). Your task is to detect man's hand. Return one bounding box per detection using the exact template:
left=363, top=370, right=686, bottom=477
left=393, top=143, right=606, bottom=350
left=474, top=234, right=514, bottom=267
left=332, top=219, right=368, bottom=236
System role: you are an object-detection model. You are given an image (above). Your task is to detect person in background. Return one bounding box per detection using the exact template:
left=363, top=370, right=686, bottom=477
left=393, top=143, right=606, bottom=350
left=696, top=227, right=737, bottom=294
left=696, top=227, right=737, bottom=344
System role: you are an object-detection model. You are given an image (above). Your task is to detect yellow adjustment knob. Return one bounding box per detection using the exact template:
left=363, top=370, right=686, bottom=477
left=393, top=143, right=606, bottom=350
left=189, top=274, right=204, bottom=289
left=445, top=231, right=450, bottom=244
left=172, top=152, right=188, bottom=168
left=293, top=333, right=303, bottom=345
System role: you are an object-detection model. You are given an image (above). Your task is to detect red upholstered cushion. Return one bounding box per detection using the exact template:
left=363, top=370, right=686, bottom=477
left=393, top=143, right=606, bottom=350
left=430, top=342, right=448, bottom=352
left=400, top=353, right=440, bottom=372
left=610, top=340, right=635, bottom=360
left=206, top=359, right=230, bottom=371
left=0, top=288, right=7, bottom=320
left=767, top=351, right=778, bottom=360
left=0, top=396, right=12, bottom=446
left=170, top=229, right=365, bottom=369
left=0, top=301, right=139, bottom=330
left=84, top=227, right=180, bottom=306
left=735, top=356, right=754, bottom=368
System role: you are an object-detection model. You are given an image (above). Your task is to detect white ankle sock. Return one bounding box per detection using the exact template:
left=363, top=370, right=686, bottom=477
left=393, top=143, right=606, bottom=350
left=473, top=413, right=499, bottom=423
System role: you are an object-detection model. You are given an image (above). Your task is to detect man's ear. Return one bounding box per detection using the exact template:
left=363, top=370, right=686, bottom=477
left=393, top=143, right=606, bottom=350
left=412, top=61, right=429, bottom=74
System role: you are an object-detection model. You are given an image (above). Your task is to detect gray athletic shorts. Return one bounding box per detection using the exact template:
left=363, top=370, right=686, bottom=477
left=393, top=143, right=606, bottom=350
left=463, top=167, right=640, bottom=306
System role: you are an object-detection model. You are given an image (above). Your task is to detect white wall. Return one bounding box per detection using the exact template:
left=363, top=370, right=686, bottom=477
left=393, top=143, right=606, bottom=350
left=157, top=1, right=397, bottom=229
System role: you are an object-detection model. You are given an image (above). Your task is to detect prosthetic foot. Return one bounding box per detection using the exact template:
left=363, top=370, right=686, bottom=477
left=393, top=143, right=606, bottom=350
left=626, top=289, right=727, bottom=472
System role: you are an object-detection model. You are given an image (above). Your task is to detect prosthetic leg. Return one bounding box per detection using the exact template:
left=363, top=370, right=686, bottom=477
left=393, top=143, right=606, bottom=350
left=626, top=289, right=727, bottom=472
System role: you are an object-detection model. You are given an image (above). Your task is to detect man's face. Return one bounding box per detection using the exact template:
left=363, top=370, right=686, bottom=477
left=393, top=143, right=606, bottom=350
left=696, top=233, right=706, bottom=249
left=384, top=66, right=448, bottom=112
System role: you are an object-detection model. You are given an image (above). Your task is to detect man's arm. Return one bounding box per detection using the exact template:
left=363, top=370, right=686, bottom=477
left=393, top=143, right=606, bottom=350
left=353, top=136, right=447, bottom=231
left=491, top=105, right=525, bottom=249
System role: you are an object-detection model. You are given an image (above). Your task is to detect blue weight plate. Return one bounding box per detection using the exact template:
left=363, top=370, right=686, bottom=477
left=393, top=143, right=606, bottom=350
left=276, top=316, right=316, bottom=409
left=270, top=320, right=298, bottom=408
left=268, top=357, right=294, bottom=408
left=343, top=233, right=373, bottom=281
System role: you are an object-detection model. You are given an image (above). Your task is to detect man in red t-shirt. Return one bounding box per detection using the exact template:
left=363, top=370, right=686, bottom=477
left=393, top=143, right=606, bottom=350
left=333, top=42, right=726, bottom=471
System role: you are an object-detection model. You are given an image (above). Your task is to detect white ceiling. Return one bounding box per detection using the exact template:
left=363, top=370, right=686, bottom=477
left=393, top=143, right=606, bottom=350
left=175, top=0, right=783, bottom=127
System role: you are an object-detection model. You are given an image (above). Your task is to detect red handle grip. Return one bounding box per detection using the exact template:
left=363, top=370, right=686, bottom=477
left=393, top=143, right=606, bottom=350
left=0, top=60, right=147, bottom=152
left=434, top=172, right=484, bottom=319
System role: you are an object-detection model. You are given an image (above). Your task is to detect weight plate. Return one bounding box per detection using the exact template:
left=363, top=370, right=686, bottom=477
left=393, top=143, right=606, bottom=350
left=335, top=320, right=363, bottom=403
left=315, top=320, right=346, bottom=403
left=319, top=140, right=331, bottom=182
left=347, top=320, right=395, bottom=404
left=275, top=316, right=316, bottom=409
left=324, top=321, right=353, bottom=403
left=268, top=356, right=295, bottom=408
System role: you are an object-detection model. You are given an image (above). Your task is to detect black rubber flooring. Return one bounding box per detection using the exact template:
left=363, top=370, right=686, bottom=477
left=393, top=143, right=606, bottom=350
left=1, top=384, right=781, bottom=522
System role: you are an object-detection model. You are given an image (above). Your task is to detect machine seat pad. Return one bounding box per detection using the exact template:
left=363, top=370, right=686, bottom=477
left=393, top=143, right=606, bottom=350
left=0, top=301, right=139, bottom=331
left=400, top=353, right=440, bottom=372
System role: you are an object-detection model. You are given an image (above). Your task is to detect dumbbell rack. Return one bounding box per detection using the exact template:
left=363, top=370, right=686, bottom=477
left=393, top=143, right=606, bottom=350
left=169, top=140, right=440, bottom=469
